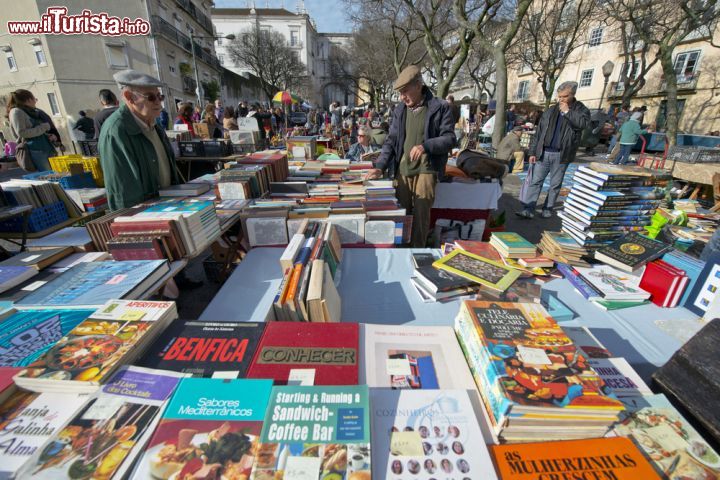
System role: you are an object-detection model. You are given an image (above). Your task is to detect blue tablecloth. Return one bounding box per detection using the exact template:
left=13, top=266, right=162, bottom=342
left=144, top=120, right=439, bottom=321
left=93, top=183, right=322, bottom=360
left=200, top=247, right=702, bottom=382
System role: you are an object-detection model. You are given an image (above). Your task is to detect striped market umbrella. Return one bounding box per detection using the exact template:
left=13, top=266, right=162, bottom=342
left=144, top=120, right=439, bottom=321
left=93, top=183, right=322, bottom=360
left=272, top=90, right=301, bottom=105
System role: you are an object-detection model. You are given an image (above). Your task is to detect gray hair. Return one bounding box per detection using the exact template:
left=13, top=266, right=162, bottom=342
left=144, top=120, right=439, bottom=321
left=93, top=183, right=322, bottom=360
left=557, top=81, right=578, bottom=94
left=357, top=125, right=371, bottom=136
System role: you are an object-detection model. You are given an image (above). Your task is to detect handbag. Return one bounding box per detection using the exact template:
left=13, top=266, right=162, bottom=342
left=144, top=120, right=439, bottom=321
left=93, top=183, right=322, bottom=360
left=14, top=137, right=36, bottom=172
left=519, top=162, right=535, bottom=204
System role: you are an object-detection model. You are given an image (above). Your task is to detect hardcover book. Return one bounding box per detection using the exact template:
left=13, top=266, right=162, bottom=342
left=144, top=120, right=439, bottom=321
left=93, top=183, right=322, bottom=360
left=573, top=265, right=650, bottom=301
left=251, top=385, right=371, bottom=480
left=0, top=247, right=74, bottom=271
left=491, top=437, right=661, bottom=479
left=16, top=260, right=169, bottom=308
left=0, top=391, right=88, bottom=479
left=246, top=322, right=359, bottom=385
left=613, top=394, right=720, bottom=478
left=0, top=308, right=95, bottom=367
left=371, top=389, right=497, bottom=479
left=138, top=320, right=266, bottom=378
left=20, top=366, right=185, bottom=480
left=414, top=265, right=473, bottom=293
left=433, top=249, right=521, bottom=292
left=594, top=232, right=670, bottom=272
left=14, top=300, right=177, bottom=393
left=453, top=240, right=503, bottom=262
left=0, top=266, right=37, bottom=294
left=130, top=378, right=274, bottom=480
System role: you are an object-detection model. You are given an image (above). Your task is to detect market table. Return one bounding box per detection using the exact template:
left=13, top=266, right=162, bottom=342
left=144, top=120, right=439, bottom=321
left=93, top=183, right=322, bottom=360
left=200, top=247, right=701, bottom=382
left=430, top=181, right=502, bottom=228
left=175, top=155, right=236, bottom=180
left=668, top=160, right=720, bottom=185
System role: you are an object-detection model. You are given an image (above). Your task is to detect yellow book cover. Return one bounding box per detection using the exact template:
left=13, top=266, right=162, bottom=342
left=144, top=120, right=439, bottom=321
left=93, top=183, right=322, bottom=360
left=433, top=249, right=522, bottom=292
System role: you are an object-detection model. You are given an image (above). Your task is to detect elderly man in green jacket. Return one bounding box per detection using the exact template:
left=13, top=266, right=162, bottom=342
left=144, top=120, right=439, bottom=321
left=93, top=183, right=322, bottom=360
left=99, top=69, right=180, bottom=211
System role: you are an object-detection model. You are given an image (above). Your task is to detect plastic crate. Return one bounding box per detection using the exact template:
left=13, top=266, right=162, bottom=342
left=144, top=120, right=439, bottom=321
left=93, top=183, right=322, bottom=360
left=23, top=170, right=96, bottom=189
left=202, top=140, right=232, bottom=157
left=0, top=201, right=69, bottom=233
left=78, top=140, right=99, bottom=156
left=231, top=143, right=256, bottom=154
left=179, top=140, right=204, bottom=157
left=22, top=170, right=55, bottom=180
left=49, top=155, right=104, bottom=187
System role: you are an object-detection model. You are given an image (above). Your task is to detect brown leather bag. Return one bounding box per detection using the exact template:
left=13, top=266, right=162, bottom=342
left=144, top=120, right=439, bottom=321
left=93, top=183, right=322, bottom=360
left=14, top=138, right=36, bottom=172
left=456, top=148, right=506, bottom=179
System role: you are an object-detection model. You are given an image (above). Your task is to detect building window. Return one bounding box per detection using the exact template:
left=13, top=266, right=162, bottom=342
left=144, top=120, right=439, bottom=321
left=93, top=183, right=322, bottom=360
left=33, top=45, right=47, bottom=66
left=218, top=54, right=224, bottom=65
left=517, top=80, right=529, bottom=100
left=168, top=64, right=177, bottom=76
left=47, top=93, right=60, bottom=116
left=105, top=43, right=129, bottom=69
left=589, top=27, right=603, bottom=47
left=290, top=30, right=299, bottom=47
left=5, top=50, right=17, bottom=72
left=673, top=50, right=700, bottom=82
left=579, top=68, right=594, bottom=87
left=553, top=39, right=567, bottom=59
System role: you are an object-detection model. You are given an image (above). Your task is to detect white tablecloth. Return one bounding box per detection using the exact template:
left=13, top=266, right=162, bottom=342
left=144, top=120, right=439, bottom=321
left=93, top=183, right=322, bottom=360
left=432, top=181, right=502, bottom=210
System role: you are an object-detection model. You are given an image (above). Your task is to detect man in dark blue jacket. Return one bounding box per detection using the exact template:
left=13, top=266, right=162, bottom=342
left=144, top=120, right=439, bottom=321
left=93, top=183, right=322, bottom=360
left=367, top=65, right=455, bottom=247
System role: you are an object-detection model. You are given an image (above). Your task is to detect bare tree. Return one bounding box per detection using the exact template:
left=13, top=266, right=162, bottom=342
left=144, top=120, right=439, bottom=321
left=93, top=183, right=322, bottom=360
left=607, top=0, right=720, bottom=145
left=455, top=0, right=533, bottom=147
left=465, top=41, right=497, bottom=101
left=511, top=0, right=598, bottom=107
left=226, top=25, right=308, bottom=101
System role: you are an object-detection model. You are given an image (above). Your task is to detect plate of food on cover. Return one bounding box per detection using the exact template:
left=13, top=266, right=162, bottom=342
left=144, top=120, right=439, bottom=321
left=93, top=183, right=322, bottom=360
left=140, top=422, right=256, bottom=480
left=45, top=335, right=124, bottom=372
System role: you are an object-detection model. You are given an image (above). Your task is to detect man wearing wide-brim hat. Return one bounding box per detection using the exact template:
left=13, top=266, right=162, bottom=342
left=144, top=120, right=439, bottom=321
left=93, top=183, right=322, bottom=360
left=366, top=65, right=455, bottom=247
left=99, top=69, right=180, bottom=211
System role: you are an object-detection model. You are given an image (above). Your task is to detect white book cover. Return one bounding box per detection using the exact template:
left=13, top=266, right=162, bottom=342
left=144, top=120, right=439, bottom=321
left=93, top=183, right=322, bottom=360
left=588, top=358, right=653, bottom=398
left=0, top=392, right=89, bottom=479
left=20, top=367, right=184, bottom=480
left=246, top=217, right=288, bottom=246
left=365, top=220, right=396, bottom=244
left=328, top=214, right=365, bottom=245
left=371, top=389, right=498, bottom=479
left=574, top=265, right=649, bottom=300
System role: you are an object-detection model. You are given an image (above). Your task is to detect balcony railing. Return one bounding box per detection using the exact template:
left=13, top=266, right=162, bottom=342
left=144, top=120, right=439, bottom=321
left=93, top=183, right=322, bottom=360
left=151, top=16, right=222, bottom=71
left=182, top=75, right=197, bottom=94
left=175, top=0, right=213, bottom=35
left=660, top=71, right=700, bottom=92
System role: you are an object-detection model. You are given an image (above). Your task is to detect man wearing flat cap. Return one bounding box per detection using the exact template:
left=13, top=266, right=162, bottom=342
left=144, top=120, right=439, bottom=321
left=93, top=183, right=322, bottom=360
left=367, top=65, right=455, bottom=247
left=99, top=69, right=179, bottom=211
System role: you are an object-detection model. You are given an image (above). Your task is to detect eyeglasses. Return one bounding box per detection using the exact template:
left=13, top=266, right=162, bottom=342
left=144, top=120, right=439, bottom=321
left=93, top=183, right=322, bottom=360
left=133, top=91, right=165, bottom=102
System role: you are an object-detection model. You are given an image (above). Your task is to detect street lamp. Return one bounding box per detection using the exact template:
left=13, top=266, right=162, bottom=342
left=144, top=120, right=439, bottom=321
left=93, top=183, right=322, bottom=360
left=190, top=33, right=235, bottom=107
left=598, top=60, right=615, bottom=112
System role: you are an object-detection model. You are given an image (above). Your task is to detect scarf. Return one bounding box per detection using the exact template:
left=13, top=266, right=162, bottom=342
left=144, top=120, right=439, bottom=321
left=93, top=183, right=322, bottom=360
left=19, top=105, right=42, bottom=121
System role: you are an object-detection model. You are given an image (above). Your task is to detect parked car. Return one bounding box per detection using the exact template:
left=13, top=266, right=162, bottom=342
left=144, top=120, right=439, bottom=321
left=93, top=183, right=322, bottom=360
left=288, top=111, right=308, bottom=126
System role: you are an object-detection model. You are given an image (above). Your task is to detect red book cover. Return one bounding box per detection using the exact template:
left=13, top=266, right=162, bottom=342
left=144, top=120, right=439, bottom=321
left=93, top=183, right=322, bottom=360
left=246, top=322, right=359, bottom=385
left=110, top=220, right=173, bottom=236
left=0, top=367, right=20, bottom=395
left=454, top=240, right=503, bottom=262
left=640, top=261, right=681, bottom=307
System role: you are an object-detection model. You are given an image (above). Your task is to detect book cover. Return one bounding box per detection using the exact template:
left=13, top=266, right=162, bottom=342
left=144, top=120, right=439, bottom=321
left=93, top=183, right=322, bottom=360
left=130, top=378, right=274, bottom=480
left=574, top=265, right=649, bottom=301
left=562, top=326, right=612, bottom=359
left=490, top=232, right=535, bottom=251
left=15, top=300, right=176, bottom=389
left=246, top=322, right=359, bottom=385
left=453, top=240, right=503, bottom=262
left=613, top=394, right=720, bottom=478
left=433, top=249, right=521, bottom=292
left=138, top=320, right=265, bottom=378
left=0, top=247, right=73, bottom=271
left=0, top=309, right=95, bottom=367
left=414, top=266, right=473, bottom=293
left=251, top=385, right=371, bottom=480
left=16, top=260, right=168, bottom=308
left=22, top=367, right=184, bottom=480
left=0, top=391, right=88, bottom=479
left=491, top=437, right=662, bottom=479
left=411, top=253, right=436, bottom=269
left=0, top=266, right=37, bottom=294
left=361, top=325, right=473, bottom=390
left=684, top=252, right=720, bottom=317
left=588, top=358, right=652, bottom=398
left=594, top=232, right=670, bottom=272
left=455, top=301, right=624, bottom=425
left=371, top=389, right=497, bottom=479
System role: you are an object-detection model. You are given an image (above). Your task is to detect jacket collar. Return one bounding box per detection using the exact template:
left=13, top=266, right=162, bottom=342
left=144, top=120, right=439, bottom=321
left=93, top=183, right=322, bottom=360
left=401, top=87, right=441, bottom=117
left=118, top=103, right=158, bottom=136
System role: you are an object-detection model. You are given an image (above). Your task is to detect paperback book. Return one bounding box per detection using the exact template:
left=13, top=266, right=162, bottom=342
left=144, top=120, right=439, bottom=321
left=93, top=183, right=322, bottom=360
left=433, top=249, right=521, bottom=292
left=251, top=385, right=371, bottom=480
left=593, top=232, right=670, bottom=273
left=130, top=378, right=274, bottom=480
left=371, top=389, right=497, bottom=479
left=573, top=265, right=650, bottom=301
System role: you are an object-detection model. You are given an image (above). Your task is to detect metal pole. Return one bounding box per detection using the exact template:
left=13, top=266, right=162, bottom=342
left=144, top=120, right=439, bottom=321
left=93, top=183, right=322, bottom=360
left=599, top=76, right=609, bottom=111
left=191, top=33, right=203, bottom=108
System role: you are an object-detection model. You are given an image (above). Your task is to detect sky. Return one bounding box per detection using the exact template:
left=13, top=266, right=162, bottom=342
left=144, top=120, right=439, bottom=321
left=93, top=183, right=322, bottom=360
left=213, top=0, right=353, bottom=33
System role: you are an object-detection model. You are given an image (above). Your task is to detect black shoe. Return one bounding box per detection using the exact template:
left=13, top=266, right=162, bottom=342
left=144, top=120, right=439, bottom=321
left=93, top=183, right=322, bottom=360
left=515, top=210, right=535, bottom=219
left=175, top=275, right=204, bottom=289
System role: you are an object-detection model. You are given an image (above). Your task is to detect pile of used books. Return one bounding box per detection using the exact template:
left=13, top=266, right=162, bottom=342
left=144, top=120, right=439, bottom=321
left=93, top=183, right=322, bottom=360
left=539, top=231, right=589, bottom=266
left=559, top=163, right=670, bottom=249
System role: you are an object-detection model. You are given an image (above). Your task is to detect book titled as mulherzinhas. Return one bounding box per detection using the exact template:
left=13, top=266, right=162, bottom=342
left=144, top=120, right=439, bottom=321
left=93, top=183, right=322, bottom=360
left=130, top=378, right=273, bottom=480
left=19, top=366, right=185, bottom=480
left=251, top=385, right=371, bottom=480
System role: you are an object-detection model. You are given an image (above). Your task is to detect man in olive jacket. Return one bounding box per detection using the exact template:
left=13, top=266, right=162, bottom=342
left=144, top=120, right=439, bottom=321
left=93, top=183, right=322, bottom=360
left=367, top=66, right=455, bottom=247
left=99, top=70, right=179, bottom=211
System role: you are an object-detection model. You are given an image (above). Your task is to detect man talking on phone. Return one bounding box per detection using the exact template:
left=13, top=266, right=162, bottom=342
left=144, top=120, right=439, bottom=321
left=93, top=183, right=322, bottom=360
left=517, top=81, right=590, bottom=219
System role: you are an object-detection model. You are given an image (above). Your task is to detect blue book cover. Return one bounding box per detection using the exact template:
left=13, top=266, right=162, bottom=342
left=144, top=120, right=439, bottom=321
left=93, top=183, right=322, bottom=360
left=17, top=260, right=167, bottom=307
left=0, top=309, right=94, bottom=366
left=0, top=265, right=36, bottom=288
left=556, top=263, right=603, bottom=300
left=662, top=250, right=705, bottom=306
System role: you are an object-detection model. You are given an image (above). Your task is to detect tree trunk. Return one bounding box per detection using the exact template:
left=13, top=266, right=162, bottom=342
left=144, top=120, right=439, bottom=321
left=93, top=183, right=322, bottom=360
left=659, top=50, right=679, bottom=147
left=492, top=49, right=508, bottom=148
left=544, top=77, right=557, bottom=109
left=436, top=79, right=451, bottom=99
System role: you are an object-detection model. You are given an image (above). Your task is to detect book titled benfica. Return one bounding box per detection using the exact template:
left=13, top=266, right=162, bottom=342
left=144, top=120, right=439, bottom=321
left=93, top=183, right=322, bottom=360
left=491, top=437, right=661, bottom=479
left=246, top=322, right=359, bottom=385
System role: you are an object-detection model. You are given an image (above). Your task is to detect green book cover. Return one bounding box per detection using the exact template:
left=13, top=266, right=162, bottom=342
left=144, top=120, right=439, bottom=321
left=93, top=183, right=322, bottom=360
left=252, top=385, right=371, bottom=480
left=491, top=232, right=535, bottom=250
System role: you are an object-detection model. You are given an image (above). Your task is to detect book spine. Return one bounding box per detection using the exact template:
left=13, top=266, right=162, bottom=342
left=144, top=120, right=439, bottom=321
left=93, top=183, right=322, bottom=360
left=557, top=264, right=601, bottom=299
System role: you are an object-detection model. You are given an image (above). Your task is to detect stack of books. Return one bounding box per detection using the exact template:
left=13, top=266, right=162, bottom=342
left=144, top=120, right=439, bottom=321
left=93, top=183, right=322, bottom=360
left=13, top=300, right=178, bottom=393
left=218, top=164, right=272, bottom=199
left=558, top=263, right=651, bottom=309
left=662, top=249, right=706, bottom=306
left=489, top=232, right=537, bottom=258
left=158, top=183, right=210, bottom=197
left=432, top=248, right=521, bottom=293
left=559, top=163, right=669, bottom=249
left=85, top=207, right=139, bottom=251
left=639, top=259, right=689, bottom=307
left=454, top=300, right=625, bottom=443
left=410, top=252, right=478, bottom=302
left=272, top=220, right=343, bottom=322
left=0, top=179, right=82, bottom=218
left=65, top=187, right=107, bottom=212
left=539, top=231, right=590, bottom=266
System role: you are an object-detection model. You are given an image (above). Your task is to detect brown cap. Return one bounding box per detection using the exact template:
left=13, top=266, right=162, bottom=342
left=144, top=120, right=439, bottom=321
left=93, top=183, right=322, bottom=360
left=393, top=65, right=422, bottom=90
